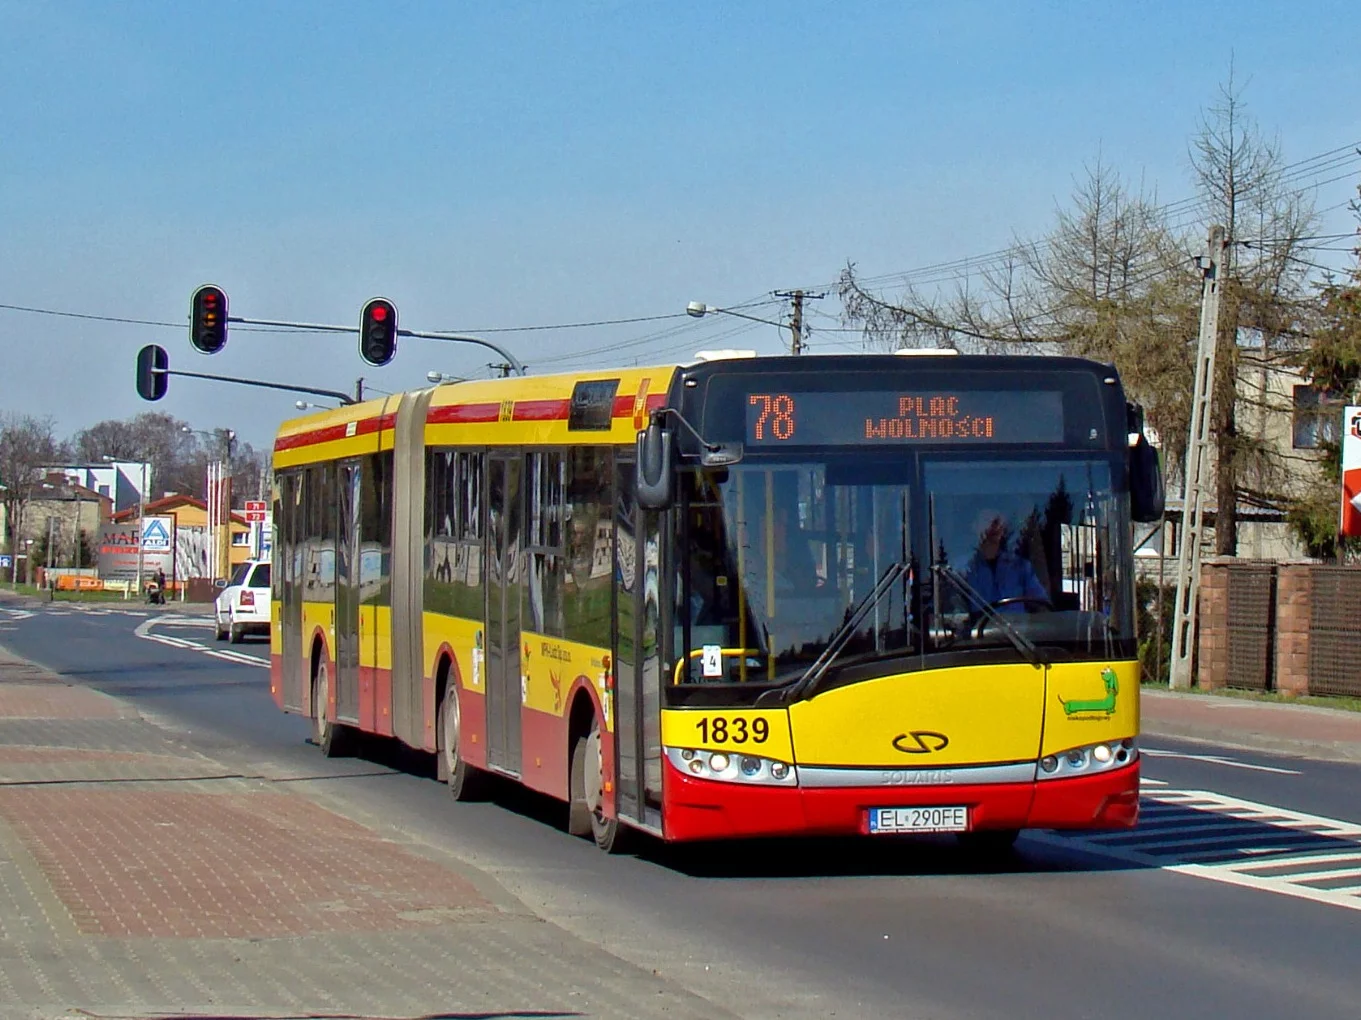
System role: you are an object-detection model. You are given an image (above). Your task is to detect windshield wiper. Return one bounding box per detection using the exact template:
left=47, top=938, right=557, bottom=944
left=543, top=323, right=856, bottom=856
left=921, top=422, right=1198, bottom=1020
left=782, top=560, right=912, bottom=702
left=934, top=564, right=1048, bottom=668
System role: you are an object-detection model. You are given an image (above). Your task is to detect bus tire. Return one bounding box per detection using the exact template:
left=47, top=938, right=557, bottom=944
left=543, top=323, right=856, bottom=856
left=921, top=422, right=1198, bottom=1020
left=957, top=828, right=1020, bottom=858
left=438, top=688, right=485, bottom=801
left=311, top=659, right=351, bottom=758
left=570, top=722, right=629, bottom=853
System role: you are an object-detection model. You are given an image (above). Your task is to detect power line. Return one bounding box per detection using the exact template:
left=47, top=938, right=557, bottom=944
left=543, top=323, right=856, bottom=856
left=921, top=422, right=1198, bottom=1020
left=820, top=140, right=1360, bottom=294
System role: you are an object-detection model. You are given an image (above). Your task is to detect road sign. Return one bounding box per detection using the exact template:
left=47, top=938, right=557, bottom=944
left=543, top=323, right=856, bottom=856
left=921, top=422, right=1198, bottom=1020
left=244, top=499, right=267, bottom=523
left=1341, top=406, right=1361, bottom=538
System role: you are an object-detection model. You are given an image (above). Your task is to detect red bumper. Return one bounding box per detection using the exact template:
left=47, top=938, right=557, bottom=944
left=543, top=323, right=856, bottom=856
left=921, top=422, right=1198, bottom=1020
left=661, top=757, right=1140, bottom=842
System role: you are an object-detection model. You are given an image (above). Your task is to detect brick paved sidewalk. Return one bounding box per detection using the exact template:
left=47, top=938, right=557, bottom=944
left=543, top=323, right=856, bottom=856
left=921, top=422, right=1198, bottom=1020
left=1141, top=687, right=1361, bottom=763
left=0, top=647, right=737, bottom=1020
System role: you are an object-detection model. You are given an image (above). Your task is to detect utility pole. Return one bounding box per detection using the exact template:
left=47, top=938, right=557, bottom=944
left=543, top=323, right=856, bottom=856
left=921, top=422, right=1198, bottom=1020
left=355, top=378, right=365, bottom=402
left=1169, top=225, right=1229, bottom=691
left=774, top=290, right=825, bottom=355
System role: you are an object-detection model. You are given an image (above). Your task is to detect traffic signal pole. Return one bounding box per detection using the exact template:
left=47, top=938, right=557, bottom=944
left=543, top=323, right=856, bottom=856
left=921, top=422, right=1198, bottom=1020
left=222, top=314, right=528, bottom=375
left=136, top=348, right=359, bottom=405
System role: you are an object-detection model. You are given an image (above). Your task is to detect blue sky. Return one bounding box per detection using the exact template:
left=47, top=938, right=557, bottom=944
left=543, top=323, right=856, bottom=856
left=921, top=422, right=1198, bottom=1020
left=2, top=0, right=1358, bottom=451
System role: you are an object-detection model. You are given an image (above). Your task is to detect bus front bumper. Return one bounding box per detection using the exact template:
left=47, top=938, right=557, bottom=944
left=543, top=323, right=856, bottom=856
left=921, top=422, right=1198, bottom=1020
left=660, top=756, right=1140, bottom=842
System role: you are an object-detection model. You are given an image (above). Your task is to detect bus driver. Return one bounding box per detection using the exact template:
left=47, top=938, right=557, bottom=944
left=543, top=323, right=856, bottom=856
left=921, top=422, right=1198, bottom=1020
left=962, top=509, right=1048, bottom=612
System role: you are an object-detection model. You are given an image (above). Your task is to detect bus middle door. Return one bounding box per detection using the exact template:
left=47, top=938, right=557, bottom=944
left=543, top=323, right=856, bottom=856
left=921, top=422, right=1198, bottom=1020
left=333, top=458, right=362, bottom=725
left=485, top=452, right=524, bottom=775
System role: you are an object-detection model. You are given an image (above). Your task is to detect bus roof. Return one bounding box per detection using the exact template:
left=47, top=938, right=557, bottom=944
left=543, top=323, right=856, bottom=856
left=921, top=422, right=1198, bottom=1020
left=272, top=352, right=1125, bottom=468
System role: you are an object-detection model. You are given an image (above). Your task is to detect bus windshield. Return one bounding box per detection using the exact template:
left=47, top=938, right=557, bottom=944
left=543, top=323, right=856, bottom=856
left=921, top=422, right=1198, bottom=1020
left=673, top=453, right=1133, bottom=690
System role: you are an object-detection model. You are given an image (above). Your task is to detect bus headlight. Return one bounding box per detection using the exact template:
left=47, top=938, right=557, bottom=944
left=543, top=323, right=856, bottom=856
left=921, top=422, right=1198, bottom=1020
left=1036, top=739, right=1137, bottom=780
left=665, top=747, right=798, bottom=786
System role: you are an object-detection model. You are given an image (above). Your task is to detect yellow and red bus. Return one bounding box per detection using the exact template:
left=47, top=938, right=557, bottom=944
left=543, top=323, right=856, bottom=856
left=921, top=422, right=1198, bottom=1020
left=270, top=352, right=1162, bottom=852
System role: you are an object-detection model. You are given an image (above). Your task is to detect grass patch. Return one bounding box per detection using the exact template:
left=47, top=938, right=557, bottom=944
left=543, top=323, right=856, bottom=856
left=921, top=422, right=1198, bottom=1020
left=1141, top=678, right=1361, bottom=714
left=4, top=583, right=140, bottom=603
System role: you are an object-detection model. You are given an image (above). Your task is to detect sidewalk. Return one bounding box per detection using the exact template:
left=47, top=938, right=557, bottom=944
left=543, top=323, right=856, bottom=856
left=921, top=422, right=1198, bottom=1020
left=1141, top=687, right=1361, bottom=764
left=0, top=586, right=217, bottom=614
left=0, top=646, right=735, bottom=1020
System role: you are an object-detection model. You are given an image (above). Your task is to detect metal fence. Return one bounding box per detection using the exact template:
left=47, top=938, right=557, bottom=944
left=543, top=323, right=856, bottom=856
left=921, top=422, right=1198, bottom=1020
left=1224, top=562, right=1276, bottom=691
left=1308, top=567, right=1361, bottom=698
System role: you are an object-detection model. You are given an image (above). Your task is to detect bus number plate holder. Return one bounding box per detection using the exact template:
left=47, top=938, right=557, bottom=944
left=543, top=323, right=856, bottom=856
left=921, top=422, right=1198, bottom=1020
left=868, top=806, right=969, bottom=834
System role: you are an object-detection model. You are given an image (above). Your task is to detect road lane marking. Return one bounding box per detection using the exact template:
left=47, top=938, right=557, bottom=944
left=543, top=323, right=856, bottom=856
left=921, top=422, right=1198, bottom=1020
left=135, top=616, right=268, bottom=669
left=1036, top=788, right=1361, bottom=914
left=1141, top=748, right=1301, bottom=775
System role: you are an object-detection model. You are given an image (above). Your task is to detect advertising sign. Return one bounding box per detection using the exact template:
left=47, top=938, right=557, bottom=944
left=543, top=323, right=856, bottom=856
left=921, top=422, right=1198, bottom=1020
left=1341, top=406, right=1361, bottom=538
left=98, top=517, right=175, bottom=582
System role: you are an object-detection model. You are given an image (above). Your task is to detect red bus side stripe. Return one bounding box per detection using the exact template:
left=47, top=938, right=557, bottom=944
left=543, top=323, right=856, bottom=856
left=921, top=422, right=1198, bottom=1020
left=276, top=393, right=668, bottom=454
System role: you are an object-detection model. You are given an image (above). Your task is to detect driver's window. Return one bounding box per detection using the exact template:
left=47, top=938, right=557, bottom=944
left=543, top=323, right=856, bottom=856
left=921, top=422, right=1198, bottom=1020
left=926, top=461, right=1063, bottom=615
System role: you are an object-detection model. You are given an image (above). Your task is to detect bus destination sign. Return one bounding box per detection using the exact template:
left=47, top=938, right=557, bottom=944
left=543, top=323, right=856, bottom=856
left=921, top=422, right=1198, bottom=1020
left=744, top=390, right=1064, bottom=445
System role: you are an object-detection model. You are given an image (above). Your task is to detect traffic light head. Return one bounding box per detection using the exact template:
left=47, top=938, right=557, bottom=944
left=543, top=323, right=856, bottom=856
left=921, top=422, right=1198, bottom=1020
left=360, top=297, right=398, bottom=366
left=136, top=344, right=169, bottom=401
left=190, top=284, right=229, bottom=354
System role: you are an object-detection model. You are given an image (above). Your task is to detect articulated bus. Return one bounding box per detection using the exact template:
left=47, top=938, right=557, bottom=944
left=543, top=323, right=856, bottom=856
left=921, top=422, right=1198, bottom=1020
left=270, top=352, right=1163, bottom=852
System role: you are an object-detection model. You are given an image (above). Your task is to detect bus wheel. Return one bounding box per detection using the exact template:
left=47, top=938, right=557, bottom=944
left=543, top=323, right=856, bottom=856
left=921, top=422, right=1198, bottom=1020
left=312, top=660, right=350, bottom=758
left=438, top=688, right=485, bottom=801
left=957, top=828, right=1020, bottom=859
left=570, top=722, right=628, bottom=853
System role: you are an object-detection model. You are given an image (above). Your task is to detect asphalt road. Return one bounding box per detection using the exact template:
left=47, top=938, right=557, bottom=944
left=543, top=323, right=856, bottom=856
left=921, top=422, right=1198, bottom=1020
left=3, top=600, right=1360, bottom=1020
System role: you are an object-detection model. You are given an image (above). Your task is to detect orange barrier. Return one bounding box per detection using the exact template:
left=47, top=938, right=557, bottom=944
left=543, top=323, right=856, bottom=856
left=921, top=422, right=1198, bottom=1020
left=55, top=575, right=103, bottom=591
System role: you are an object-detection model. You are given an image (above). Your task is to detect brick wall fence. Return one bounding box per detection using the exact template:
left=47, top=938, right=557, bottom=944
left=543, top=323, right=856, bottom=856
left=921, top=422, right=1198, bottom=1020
left=1197, top=558, right=1361, bottom=698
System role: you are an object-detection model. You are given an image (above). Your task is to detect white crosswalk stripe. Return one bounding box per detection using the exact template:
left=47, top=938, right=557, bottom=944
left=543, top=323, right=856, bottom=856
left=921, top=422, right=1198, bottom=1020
left=1035, top=789, right=1361, bottom=914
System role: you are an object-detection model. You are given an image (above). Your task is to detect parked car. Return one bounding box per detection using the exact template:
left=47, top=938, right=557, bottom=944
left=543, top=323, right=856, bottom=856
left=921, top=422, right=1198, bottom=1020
left=215, top=559, right=271, bottom=643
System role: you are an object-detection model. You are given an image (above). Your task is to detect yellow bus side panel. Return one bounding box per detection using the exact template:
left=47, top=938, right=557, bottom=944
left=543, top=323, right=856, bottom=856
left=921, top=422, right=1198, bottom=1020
left=421, top=612, right=485, bottom=691
left=520, top=632, right=612, bottom=730
left=301, top=601, right=332, bottom=660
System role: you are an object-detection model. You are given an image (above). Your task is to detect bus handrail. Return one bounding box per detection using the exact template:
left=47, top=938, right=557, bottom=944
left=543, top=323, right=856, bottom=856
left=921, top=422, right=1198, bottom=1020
left=671, top=648, right=766, bottom=685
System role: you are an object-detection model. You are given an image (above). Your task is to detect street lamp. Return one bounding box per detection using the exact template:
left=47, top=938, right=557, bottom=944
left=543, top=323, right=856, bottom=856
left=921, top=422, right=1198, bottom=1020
left=426, top=371, right=468, bottom=385
left=294, top=400, right=334, bottom=411
left=686, top=301, right=795, bottom=354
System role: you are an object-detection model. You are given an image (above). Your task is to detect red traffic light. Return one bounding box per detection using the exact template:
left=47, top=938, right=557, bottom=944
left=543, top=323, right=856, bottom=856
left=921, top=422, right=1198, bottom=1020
left=190, top=284, right=229, bottom=354
left=359, top=297, right=398, bottom=367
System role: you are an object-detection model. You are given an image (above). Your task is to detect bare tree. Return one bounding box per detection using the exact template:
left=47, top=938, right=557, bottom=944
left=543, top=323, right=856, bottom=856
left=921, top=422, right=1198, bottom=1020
left=0, top=414, right=66, bottom=558
left=841, top=75, right=1321, bottom=555
left=840, top=157, right=1200, bottom=473
left=1189, top=70, right=1317, bottom=554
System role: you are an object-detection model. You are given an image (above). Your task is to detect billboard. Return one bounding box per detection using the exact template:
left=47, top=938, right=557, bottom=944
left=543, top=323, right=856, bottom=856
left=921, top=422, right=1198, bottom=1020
left=1341, top=406, right=1361, bottom=539
left=98, top=516, right=175, bottom=581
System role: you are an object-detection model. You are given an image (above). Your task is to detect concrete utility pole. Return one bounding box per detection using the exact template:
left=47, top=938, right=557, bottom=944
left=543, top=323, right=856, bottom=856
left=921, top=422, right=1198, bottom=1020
left=774, top=290, right=825, bottom=355
left=1169, top=225, right=1229, bottom=691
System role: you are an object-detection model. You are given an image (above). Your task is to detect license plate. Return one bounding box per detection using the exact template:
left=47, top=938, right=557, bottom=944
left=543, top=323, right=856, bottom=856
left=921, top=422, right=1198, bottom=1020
left=868, top=806, right=969, bottom=834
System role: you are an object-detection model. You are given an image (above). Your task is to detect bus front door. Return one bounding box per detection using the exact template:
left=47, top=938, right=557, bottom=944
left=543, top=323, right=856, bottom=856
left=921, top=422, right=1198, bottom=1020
left=612, top=458, right=664, bottom=830
left=486, top=453, right=524, bottom=775
left=333, top=459, right=362, bottom=725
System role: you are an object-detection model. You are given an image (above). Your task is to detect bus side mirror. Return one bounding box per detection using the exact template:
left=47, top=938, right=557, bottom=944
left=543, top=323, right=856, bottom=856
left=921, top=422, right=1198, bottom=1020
left=636, top=420, right=674, bottom=509
left=1129, top=435, right=1164, bottom=522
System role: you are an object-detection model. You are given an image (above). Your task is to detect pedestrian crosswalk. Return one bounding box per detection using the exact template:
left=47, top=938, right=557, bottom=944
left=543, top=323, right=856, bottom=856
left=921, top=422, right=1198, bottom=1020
left=1037, top=788, right=1361, bottom=914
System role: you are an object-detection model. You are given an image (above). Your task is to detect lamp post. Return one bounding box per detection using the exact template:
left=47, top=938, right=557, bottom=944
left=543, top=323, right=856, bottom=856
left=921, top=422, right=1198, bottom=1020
left=426, top=371, right=468, bottom=385
left=685, top=301, right=792, bottom=352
